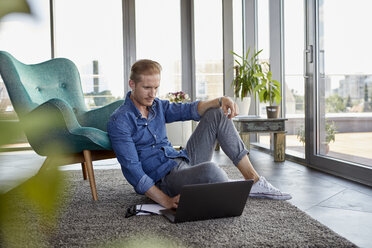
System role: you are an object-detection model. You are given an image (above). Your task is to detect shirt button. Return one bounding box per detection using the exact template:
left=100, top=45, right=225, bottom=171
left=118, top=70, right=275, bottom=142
left=152, top=145, right=155, bottom=148
left=154, top=135, right=157, bottom=138
left=145, top=123, right=148, bottom=126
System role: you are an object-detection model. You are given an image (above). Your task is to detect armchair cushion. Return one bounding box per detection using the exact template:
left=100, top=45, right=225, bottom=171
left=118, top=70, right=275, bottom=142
left=78, top=100, right=124, bottom=132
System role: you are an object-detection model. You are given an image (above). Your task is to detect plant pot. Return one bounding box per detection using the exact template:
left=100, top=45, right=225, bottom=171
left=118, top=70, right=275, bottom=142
left=325, top=143, right=330, bottom=154
left=266, top=106, right=280, bottom=118
left=235, top=97, right=251, bottom=115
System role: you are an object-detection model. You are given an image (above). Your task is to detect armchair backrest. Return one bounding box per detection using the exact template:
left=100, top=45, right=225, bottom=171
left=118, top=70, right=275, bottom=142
left=0, top=51, right=88, bottom=119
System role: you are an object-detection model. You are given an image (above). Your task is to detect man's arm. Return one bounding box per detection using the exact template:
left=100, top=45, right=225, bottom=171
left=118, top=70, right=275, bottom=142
left=197, top=96, right=239, bottom=118
left=145, top=185, right=180, bottom=209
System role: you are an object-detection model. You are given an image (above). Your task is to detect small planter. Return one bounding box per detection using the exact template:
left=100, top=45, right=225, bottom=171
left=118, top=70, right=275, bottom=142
left=235, top=97, right=251, bottom=115
left=266, top=106, right=280, bottom=118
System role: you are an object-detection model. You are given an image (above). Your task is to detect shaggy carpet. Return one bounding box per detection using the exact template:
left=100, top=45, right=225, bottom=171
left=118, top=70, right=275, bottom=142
left=1, top=166, right=357, bottom=248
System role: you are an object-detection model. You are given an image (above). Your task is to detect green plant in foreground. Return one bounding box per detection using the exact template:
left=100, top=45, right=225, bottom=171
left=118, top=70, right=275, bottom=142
left=0, top=113, right=68, bottom=247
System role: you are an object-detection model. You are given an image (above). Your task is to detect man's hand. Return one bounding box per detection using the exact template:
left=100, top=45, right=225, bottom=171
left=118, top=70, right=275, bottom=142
left=220, top=96, right=239, bottom=119
left=164, top=194, right=180, bottom=209
left=197, top=96, right=239, bottom=118
left=145, top=185, right=180, bottom=209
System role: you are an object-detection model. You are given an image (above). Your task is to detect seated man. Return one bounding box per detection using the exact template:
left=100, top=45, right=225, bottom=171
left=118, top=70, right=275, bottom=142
left=107, top=59, right=291, bottom=209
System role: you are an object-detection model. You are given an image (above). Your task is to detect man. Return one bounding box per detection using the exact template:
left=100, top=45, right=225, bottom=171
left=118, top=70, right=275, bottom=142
left=107, top=59, right=291, bottom=209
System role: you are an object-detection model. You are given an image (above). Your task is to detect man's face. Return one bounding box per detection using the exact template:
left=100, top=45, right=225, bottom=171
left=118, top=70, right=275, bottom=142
left=129, top=74, right=160, bottom=108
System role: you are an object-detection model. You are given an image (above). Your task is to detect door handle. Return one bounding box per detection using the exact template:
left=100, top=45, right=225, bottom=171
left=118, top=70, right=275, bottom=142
left=303, top=45, right=313, bottom=78
left=319, top=49, right=325, bottom=78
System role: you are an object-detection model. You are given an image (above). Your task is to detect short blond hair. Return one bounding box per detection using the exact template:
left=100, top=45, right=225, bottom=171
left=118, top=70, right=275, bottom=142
left=130, top=59, right=162, bottom=83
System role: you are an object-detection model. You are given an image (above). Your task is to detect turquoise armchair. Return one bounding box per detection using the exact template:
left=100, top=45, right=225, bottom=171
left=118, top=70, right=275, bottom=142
left=0, top=51, right=124, bottom=200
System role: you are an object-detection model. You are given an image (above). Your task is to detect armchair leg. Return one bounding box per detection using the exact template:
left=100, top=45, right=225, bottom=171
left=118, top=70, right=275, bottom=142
left=83, top=150, right=98, bottom=201
left=81, top=162, right=88, bottom=180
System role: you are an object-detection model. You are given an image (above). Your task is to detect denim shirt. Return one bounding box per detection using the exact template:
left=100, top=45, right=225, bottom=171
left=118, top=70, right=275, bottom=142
left=107, top=91, right=201, bottom=195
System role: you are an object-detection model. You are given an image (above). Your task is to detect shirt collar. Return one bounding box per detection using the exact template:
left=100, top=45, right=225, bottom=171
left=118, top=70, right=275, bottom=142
left=124, top=91, right=158, bottom=119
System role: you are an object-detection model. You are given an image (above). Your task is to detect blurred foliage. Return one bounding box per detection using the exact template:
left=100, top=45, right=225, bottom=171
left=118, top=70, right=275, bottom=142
left=0, top=0, right=30, bottom=19
left=326, top=94, right=346, bottom=113
left=0, top=165, right=68, bottom=247
left=0, top=121, right=23, bottom=147
left=0, top=110, right=68, bottom=247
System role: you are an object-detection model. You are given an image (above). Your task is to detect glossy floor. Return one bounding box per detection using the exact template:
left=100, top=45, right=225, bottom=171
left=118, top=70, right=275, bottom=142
left=0, top=149, right=371, bottom=248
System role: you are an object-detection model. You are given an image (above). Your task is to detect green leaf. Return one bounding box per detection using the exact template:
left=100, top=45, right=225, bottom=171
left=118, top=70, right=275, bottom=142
left=0, top=122, right=23, bottom=146
left=0, top=0, right=31, bottom=19
left=253, top=72, right=264, bottom=78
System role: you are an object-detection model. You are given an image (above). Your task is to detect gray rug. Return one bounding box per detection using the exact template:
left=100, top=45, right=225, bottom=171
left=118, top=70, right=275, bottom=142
left=3, top=167, right=357, bottom=248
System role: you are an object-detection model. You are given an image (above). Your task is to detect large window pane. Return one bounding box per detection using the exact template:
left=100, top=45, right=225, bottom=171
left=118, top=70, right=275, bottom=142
left=54, top=0, right=124, bottom=108
left=256, top=0, right=271, bottom=148
left=135, top=0, right=182, bottom=98
left=233, top=0, right=243, bottom=59
left=0, top=0, right=50, bottom=148
left=0, top=0, right=51, bottom=121
left=284, top=0, right=305, bottom=158
left=318, top=0, right=372, bottom=166
left=194, top=0, right=223, bottom=101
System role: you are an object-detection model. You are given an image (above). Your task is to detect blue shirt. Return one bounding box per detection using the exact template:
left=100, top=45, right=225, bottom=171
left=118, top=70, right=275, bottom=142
left=107, top=91, right=201, bottom=195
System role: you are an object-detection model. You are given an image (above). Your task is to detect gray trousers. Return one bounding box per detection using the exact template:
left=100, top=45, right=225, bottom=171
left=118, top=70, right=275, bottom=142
left=156, top=108, right=249, bottom=197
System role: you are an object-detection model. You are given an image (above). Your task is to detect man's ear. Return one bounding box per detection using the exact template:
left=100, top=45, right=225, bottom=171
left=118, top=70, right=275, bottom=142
left=129, top=80, right=135, bottom=90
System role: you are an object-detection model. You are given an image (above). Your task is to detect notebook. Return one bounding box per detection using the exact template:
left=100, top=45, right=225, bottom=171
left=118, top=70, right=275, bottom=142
left=160, top=180, right=253, bottom=223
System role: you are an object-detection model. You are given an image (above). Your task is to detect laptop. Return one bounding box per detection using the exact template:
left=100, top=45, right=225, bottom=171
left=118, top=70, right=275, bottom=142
left=160, top=180, right=253, bottom=223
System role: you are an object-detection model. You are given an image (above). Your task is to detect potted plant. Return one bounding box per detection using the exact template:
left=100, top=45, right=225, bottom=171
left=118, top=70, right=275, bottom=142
left=296, top=121, right=336, bottom=154
left=253, top=63, right=282, bottom=118
left=231, top=48, right=263, bottom=115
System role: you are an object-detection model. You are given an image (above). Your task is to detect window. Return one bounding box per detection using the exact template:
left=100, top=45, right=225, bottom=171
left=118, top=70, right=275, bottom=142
left=256, top=0, right=271, bottom=148
left=233, top=0, right=243, bottom=59
left=54, top=0, right=124, bottom=108
left=135, top=0, right=182, bottom=98
left=318, top=0, right=372, bottom=166
left=0, top=0, right=51, bottom=120
left=283, top=0, right=305, bottom=158
left=194, top=0, right=223, bottom=101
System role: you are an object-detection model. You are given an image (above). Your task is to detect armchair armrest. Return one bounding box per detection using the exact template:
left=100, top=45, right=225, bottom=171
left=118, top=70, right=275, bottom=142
left=21, top=98, right=113, bottom=155
left=22, top=98, right=81, bottom=132
left=78, top=99, right=124, bottom=131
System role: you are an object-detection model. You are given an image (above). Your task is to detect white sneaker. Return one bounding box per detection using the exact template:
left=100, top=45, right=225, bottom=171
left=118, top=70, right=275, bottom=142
left=250, top=176, right=292, bottom=200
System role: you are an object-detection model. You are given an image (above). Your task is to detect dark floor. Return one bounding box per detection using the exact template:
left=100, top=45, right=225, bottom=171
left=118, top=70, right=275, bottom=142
left=1, top=149, right=371, bottom=248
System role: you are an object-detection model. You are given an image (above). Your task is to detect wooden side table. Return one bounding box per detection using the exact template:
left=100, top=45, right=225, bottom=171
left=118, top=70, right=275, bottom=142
left=233, top=117, right=288, bottom=162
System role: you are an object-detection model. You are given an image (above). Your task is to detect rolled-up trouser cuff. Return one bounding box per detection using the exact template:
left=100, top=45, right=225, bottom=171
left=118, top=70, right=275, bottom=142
left=232, top=148, right=249, bottom=166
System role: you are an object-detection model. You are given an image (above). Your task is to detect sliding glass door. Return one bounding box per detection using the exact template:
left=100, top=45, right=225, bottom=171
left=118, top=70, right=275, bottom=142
left=317, top=0, right=372, bottom=166
left=305, top=0, right=372, bottom=185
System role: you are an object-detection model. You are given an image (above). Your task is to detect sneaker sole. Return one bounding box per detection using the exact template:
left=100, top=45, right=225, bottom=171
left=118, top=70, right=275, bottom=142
left=249, top=193, right=292, bottom=200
